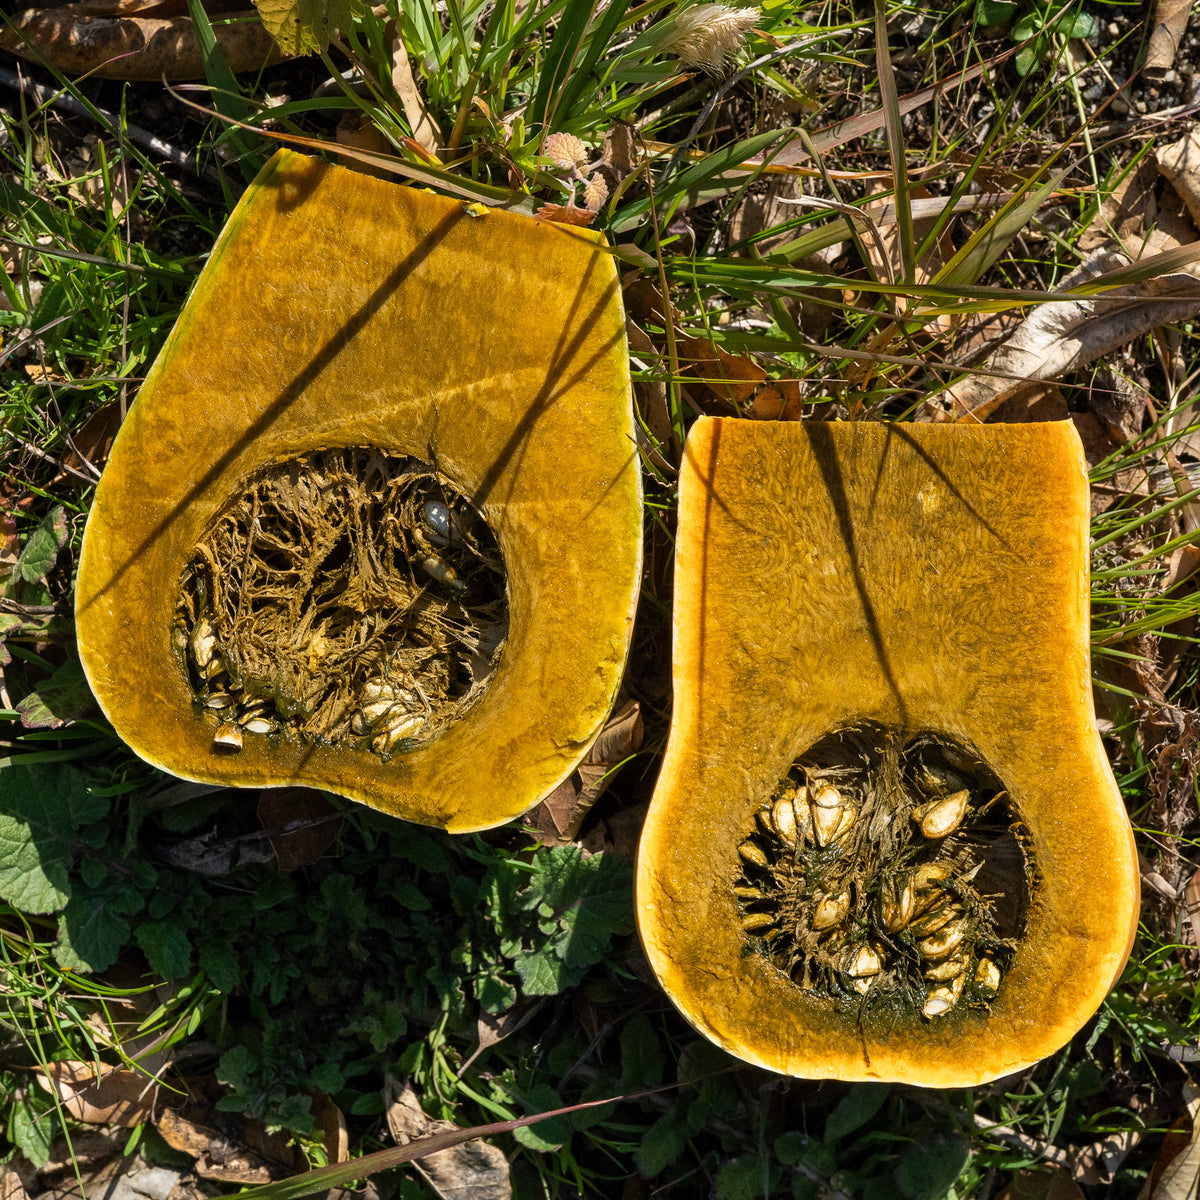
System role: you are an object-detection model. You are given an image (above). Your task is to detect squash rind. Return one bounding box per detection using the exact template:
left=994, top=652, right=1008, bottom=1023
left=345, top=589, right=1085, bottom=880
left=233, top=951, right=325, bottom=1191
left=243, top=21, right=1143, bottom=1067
left=76, top=150, right=642, bottom=833
left=636, top=417, right=1138, bottom=1087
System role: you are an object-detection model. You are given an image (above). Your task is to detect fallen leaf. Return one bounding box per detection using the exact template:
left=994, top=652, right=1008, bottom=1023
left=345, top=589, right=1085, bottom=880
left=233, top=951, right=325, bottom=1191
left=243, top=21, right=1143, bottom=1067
left=1140, top=1078, right=1200, bottom=1199
left=0, top=6, right=283, bottom=79
left=384, top=1080, right=512, bottom=1200
left=312, top=1093, right=350, bottom=1165
left=0, top=514, right=20, bottom=584
left=1079, top=155, right=1157, bottom=255
left=457, top=1000, right=549, bottom=1076
left=35, top=1062, right=159, bottom=1128
left=1185, top=870, right=1200, bottom=946
left=62, top=399, right=122, bottom=479
left=250, top=0, right=363, bottom=54
left=391, top=28, right=441, bottom=155
left=860, top=183, right=955, bottom=288
left=527, top=700, right=642, bottom=844
left=1158, top=130, right=1200, bottom=232
left=675, top=333, right=772, bottom=413
left=152, top=827, right=276, bottom=873
left=626, top=320, right=678, bottom=471
left=0, top=1169, right=30, bottom=1200
left=256, top=787, right=341, bottom=870
left=1144, top=0, right=1191, bottom=76
left=156, top=1110, right=293, bottom=1183
left=995, top=1166, right=1086, bottom=1200
left=533, top=203, right=598, bottom=226
left=940, top=251, right=1200, bottom=420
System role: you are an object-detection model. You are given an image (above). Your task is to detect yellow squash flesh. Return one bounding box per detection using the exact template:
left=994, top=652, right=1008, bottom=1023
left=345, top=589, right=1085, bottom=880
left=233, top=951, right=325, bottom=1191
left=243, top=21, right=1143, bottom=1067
left=76, top=150, right=642, bottom=833
left=636, top=417, right=1138, bottom=1086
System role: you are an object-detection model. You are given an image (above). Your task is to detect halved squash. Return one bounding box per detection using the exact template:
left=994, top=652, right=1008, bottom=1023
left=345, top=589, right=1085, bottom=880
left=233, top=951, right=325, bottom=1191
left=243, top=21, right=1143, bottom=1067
left=636, top=417, right=1138, bottom=1086
left=76, top=150, right=642, bottom=833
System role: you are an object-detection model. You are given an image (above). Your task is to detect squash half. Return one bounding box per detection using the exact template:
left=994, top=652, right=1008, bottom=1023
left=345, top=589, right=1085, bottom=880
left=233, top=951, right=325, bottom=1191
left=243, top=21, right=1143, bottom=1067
left=636, top=417, right=1138, bottom=1086
left=76, top=150, right=642, bottom=832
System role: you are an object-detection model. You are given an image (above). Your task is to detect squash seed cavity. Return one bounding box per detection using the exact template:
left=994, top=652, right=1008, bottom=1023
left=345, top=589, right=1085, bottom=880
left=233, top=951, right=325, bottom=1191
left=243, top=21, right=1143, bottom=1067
left=174, top=448, right=508, bottom=757
left=734, top=724, right=1035, bottom=1021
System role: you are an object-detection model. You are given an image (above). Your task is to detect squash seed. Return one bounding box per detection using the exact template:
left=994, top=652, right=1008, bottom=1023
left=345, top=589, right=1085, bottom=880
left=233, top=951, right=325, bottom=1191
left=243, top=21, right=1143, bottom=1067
left=922, top=971, right=966, bottom=1018
left=908, top=901, right=961, bottom=939
left=810, top=781, right=856, bottom=846
left=916, top=918, right=967, bottom=961
left=742, top=912, right=775, bottom=934
left=739, top=840, right=769, bottom=870
left=212, top=721, right=243, bottom=752
left=913, top=789, right=969, bottom=839
left=881, top=881, right=915, bottom=932
left=975, top=957, right=1002, bottom=993
left=811, top=891, right=850, bottom=930
left=771, top=793, right=800, bottom=847
left=923, top=954, right=969, bottom=982
left=841, top=944, right=883, bottom=995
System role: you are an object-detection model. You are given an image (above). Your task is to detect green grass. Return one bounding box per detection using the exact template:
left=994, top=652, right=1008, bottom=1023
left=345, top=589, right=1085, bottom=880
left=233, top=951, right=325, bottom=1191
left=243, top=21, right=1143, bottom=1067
left=1, top=0, right=1196, bottom=1196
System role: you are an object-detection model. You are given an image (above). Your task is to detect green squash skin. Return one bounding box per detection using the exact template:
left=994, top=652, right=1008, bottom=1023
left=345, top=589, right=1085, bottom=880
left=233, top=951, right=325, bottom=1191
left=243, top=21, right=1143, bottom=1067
left=637, top=418, right=1138, bottom=1087
left=77, top=150, right=642, bottom=832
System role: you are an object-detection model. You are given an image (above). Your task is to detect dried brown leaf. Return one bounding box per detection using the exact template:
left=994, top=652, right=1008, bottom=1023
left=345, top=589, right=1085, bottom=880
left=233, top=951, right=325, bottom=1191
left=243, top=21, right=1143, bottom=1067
left=62, top=399, right=122, bottom=478
left=1158, top=131, right=1200, bottom=231
left=156, top=1110, right=293, bottom=1184
left=626, top=321, right=677, bottom=471
left=0, top=7, right=282, bottom=79
left=0, top=1169, right=30, bottom=1200
left=335, top=113, right=396, bottom=179
left=528, top=700, right=642, bottom=844
left=36, top=1062, right=160, bottom=1128
left=1140, top=1079, right=1200, bottom=1199
left=68, top=0, right=247, bottom=15
left=384, top=1080, right=512, bottom=1200
left=256, top=787, right=341, bottom=870
left=861, top=184, right=954, bottom=288
left=995, top=1166, right=1087, bottom=1200
left=391, top=30, right=442, bottom=155
left=313, top=1093, right=349, bottom=1166
left=1079, top=156, right=1156, bottom=255
left=1144, top=0, right=1191, bottom=76
left=1185, top=870, right=1200, bottom=947
left=941, top=252, right=1200, bottom=420
left=533, top=203, right=597, bottom=227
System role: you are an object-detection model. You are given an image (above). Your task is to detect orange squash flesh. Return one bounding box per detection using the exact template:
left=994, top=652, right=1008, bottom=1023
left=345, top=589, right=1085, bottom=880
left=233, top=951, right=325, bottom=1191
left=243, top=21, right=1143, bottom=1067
left=76, top=150, right=642, bottom=833
left=636, top=417, right=1138, bottom=1087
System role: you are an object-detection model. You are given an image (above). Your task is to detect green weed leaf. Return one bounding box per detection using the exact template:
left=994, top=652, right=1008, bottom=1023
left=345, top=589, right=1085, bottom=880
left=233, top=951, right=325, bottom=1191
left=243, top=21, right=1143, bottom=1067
left=715, top=1155, right=767, bottom=1200
left=15, top=656, right=95, bottom=730
left=511, top=1083, right=568, bottom=1151
left=895, top=1134, right=971, bottom=1200
left=251, top=0, right=366, bottom=55
left=634, top=1107, right=688, bottom=1177
left=136, top=919, right=194, bottom=979
left=974, top=0, right=1017, bottom=25
left=620, top=1013, right=665, bottom=1090
left=494, top=847, right=633, bottom=995
left=10, top=1100, right=55, bottom=1168
left=0, top=764, right=107, bottom=913
left=825, top=1083, right=889, bottom=1141
left=15, top=506, right=68, bottom=585
left=57, top=881, right=143, bottom=971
